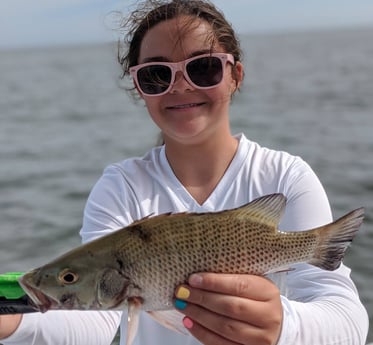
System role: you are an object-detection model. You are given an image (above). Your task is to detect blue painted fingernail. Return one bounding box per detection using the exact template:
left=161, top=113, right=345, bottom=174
left=175, top=299, right=187, bottom=310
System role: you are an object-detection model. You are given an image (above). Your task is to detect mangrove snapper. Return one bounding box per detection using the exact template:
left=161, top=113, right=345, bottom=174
left=19, top=194, right=364, bottom=344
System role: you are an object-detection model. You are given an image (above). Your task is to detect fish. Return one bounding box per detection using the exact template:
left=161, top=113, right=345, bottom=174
left=19, top=193, right=364, bottom=344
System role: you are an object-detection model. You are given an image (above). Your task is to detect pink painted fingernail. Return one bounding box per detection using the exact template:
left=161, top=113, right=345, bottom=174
left=183, top=317, right=194, bottom=329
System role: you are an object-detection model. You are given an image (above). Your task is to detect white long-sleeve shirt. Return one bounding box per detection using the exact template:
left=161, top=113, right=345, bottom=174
left=2, top=134, right=368, bottom=345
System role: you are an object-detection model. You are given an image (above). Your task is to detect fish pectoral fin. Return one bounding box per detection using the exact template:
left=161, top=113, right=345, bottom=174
left=126, top=297, right=143, bottom=345
left=264, top=265, right=295, bottom=275
left=147, top=309, right=188, bottom=335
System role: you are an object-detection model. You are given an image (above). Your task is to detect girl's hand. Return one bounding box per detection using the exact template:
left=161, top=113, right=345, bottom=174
left=175, top=273, right=282, bottom=345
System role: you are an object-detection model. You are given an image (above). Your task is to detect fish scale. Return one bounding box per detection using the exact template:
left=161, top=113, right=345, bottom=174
left=105, top=199, right=348, bottom=310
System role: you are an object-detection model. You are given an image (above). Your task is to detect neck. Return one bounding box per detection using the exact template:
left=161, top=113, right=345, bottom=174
left=164, top=132, right=238, bottom=205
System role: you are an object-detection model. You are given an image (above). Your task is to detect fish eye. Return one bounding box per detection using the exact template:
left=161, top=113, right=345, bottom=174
left=58, top=269, right=79, bottom=285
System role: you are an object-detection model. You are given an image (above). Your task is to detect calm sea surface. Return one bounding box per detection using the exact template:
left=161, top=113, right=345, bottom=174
left=1, top=27, right=372, bottom=342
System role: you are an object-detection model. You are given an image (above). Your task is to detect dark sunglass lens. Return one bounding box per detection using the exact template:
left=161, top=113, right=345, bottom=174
left=137, top=65, right=172, bottom=94
left=187, top=57, right=223, bottom=87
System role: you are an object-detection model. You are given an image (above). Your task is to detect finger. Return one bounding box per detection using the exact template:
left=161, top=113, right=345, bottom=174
left=188, top=273, right=279, bottom=301
left=182, top=316, right=241, bottom=345
left=175, top=285, right=278, bottom=326
left=178, top=304, right=264, bottom=345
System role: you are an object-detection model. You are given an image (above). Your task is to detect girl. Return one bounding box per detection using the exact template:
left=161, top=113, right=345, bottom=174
left=0, top=1, right=368, bottom=344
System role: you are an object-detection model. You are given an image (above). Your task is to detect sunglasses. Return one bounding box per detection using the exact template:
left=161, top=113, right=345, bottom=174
left=129, top=53, right=234, bottom=96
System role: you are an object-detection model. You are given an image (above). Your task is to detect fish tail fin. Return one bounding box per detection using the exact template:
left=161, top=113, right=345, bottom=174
left=309, top=207, right=364, bottom=271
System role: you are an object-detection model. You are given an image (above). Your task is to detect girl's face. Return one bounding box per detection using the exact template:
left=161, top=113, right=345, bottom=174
left=137, top=16, right=243, bottom=146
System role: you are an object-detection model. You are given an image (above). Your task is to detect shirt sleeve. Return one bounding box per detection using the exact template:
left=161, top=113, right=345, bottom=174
left=1, top=311, right=121, bottom=345
left=1, top=166, right=128, bottom=345
left=278, top=264, right=369, bottom=345
left=80, top=164, right=137, bottom=243
left=275, top=158, right=369, bottom=344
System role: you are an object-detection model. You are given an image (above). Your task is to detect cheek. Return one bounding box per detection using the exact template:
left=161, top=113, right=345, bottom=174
left=142, top=98, right=164, bottom=126
left=205, top=83, right=234, bottom=105
left=211, top=67, right=238, bottom=100
left=143, top=98, right=160, bottom=116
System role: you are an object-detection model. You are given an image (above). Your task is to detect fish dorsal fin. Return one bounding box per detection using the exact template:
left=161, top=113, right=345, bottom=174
left=231, top=193, right=287, bottom=227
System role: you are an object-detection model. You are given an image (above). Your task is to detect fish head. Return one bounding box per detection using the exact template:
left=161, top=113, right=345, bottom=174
left=19, top=250, right=135, bottom=312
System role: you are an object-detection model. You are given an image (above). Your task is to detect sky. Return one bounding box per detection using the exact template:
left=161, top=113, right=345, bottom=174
left=0, top=0, right=372, bottom=49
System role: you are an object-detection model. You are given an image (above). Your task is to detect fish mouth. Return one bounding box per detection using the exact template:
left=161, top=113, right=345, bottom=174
left=18, top=277, right=59, bottom=313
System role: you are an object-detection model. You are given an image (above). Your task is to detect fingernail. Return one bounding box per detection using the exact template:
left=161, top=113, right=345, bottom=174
left=176, top=286, right=190, bottom=299
left=189, top=274, right=203, bottom=287
left=175, top=299, right=187, bottom=310
left=183, top=317, right=193, bottom=329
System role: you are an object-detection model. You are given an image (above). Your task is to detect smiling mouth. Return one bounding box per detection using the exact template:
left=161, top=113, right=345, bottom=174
left=166, top=102, right=205, bottom=110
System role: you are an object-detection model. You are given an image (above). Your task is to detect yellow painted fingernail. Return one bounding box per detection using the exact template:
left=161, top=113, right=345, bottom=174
left=176, top=286, right=190, bottom=299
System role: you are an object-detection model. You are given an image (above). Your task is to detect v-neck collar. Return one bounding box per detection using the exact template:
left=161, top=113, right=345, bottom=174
left=158, top=134, right=249, bottom=212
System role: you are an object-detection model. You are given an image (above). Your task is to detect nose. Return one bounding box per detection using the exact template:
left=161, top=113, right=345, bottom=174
left=169, top=71, right=195, bottom=94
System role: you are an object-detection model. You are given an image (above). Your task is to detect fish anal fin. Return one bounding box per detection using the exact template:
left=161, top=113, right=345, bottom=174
left=147, top=309, right=188, bottom=335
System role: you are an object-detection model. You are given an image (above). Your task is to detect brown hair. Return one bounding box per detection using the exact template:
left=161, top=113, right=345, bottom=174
left=118, top=0, right=243, bottom=95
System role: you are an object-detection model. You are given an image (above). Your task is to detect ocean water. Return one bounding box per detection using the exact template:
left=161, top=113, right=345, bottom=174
left=1, top=27, right=372, bottom=342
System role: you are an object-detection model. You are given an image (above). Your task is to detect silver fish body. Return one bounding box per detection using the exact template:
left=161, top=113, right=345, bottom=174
left=18, top=194, right=364, bottom=340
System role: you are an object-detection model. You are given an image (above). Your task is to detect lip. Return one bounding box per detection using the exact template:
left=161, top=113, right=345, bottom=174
left=165, top=102, right=206, bottom=110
